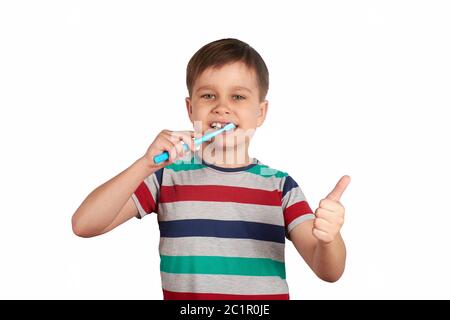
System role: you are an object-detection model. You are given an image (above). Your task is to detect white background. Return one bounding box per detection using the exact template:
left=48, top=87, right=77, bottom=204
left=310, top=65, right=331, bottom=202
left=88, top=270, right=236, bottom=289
left=1, top=0, right=449, bottom=299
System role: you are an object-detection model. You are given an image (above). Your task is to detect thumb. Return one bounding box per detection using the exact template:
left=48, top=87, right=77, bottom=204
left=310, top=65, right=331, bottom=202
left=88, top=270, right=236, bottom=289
left=326, top=175, right=351, bottom=201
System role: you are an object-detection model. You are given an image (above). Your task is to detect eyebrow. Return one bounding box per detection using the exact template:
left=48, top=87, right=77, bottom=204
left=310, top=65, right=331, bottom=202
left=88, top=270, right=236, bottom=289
left=196, top=85, right=252, bottom=93
left=196, top=85, right=215, bottom=92
left=232, top=86, right=252, bottom=93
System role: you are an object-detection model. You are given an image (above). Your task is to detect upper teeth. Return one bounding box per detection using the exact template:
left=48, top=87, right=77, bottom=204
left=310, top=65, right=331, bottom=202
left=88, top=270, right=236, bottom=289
left=211, top=122, right=223, bottom=129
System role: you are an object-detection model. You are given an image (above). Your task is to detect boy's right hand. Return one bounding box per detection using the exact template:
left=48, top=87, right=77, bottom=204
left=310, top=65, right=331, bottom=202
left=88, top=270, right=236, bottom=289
left=141, top=129, right=196, bottom=169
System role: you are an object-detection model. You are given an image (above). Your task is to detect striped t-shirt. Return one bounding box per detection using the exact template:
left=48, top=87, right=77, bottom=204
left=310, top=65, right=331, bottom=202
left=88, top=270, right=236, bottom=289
left=131, top=153, right=315, bottom=300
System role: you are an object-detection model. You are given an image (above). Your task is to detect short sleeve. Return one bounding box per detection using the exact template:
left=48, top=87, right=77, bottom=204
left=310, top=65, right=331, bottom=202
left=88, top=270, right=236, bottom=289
left=282, top=175, right=315, bottom=238
left=131, top=168, right=163, bottom=219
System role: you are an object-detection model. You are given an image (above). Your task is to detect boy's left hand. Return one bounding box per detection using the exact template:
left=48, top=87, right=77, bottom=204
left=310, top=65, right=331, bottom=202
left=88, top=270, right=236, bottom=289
left=313, top=175, right=351, bottom=244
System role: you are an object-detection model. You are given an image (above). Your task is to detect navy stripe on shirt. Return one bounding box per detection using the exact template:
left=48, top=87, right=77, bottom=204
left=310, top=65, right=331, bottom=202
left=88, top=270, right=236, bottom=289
left=159, top=219, right=285, bottom=244
left=282, top=176, right=298, bottom=198
left=155, top=168, right=164, bottom=187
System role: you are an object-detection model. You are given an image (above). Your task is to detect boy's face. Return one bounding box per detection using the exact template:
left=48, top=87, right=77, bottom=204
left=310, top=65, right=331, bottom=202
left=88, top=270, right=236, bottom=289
left=185, top=61, right=268, bottom=150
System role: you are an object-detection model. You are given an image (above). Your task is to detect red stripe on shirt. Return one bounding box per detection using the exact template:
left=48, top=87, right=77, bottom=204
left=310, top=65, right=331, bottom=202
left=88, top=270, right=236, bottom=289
left=163, top=289, right=289, bottom=300
left=283, top=201, right=313, bottom=226
left=134, top=181, right=156, bottom=213
left=160, top=185, right=282, bottom=206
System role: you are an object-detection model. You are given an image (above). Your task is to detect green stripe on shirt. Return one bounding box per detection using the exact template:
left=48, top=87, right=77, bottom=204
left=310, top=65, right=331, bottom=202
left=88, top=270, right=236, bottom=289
left=245, top=165, right=288, bottom=178
left=165, top=162, right=207, bottom=172
left=160, top=255, right=286, bottom=279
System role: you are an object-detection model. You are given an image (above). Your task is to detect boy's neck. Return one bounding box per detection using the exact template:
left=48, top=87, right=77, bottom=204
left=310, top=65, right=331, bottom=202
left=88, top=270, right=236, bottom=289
left=196, top=143, right=253, bottom=168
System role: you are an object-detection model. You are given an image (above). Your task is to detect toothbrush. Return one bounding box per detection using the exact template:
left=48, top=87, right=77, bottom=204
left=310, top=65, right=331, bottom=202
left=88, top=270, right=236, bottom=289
left=153, top=123, right=236, bottom=164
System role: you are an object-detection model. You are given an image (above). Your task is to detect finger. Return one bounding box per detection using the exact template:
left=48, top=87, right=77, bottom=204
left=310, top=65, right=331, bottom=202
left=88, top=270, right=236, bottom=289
left=174, top=141, right=185, bottom=158
left=168, top=145, right=178, bottom=163
left=319, top=198, right=343, bottom=211
left=167, top=131, right=195, bottom=139
left=315, top=208, right=336, bottom=220
left=312, top=228, right=332, bottom=243
left=159, top=137, right=179, bottom=163
left=313, top=218, right=332, bottom=232
left=315, top=208, right=345, bottom=226
left=326, top=175, right=351, bottom=201
left=174, top=131, right=196, bottom=152
left=172, top=130, right=195, bottom=138
left=161, top=131, right=181, bottom=144
left=160, top=134, right=184, bottom=156
left=163, top=131, right=195, bottom=153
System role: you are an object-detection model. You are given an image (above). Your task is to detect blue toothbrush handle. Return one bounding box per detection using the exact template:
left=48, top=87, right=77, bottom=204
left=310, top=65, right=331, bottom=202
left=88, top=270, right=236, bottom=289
left=152, top=123, right=236, bottom=165
left=153, top=144, right=189, bottom=164
left=153, top=152, right=169, bottom=164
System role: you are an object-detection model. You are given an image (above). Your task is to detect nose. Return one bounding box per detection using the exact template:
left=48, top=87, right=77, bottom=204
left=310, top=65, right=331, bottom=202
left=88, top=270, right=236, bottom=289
left=212, top=102, right=231, bottom=116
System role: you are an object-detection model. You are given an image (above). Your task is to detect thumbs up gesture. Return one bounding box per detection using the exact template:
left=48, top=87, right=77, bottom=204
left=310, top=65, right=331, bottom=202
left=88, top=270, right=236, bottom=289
left=313, top=175, right=351, bottom=244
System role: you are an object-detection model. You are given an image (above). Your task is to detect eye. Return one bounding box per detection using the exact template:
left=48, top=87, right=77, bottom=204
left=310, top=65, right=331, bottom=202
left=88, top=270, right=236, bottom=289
left=201, top=94, right=216, bottom=100
left=232, top=95, right=246, bottom=100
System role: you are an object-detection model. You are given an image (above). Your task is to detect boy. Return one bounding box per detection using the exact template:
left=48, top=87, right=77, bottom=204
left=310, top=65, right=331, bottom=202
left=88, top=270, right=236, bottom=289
left=72, top=38, right=350, bottom=300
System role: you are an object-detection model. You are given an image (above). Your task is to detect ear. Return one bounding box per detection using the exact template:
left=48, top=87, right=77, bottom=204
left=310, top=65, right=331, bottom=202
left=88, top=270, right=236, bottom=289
left=185, top=97, right=193, bottom=122
left=256, top=100, right=268, bottom=127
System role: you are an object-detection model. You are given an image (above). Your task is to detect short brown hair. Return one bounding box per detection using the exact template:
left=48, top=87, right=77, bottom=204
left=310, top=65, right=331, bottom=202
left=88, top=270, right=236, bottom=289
left=186, top=38, right=269, bottom=102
